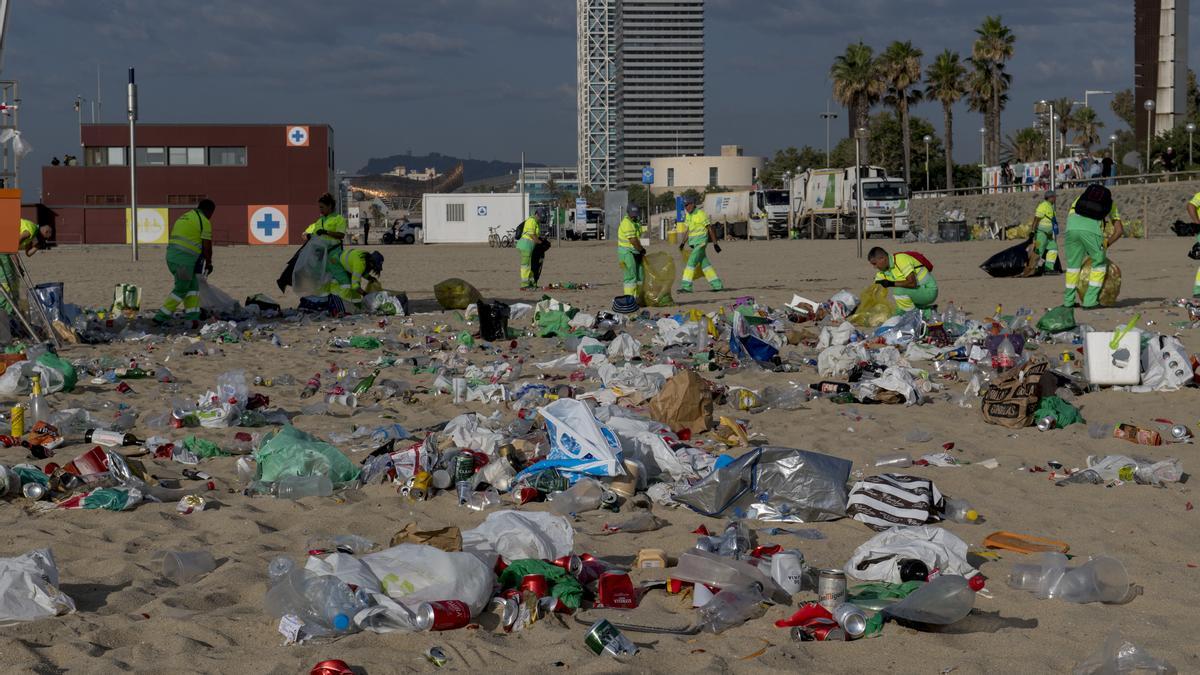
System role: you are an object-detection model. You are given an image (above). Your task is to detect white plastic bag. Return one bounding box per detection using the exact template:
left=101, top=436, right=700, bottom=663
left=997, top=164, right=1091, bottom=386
left=1137, top=334, right=1191, bottom=392
left=304, top=552, right=382, bottom=595
left=360, top=544, right=492, bottom=614
left=0, top=549, right=75, bottom=624
left=198, top=276, right=239, bottom=315
left=0, top=360, right=67, bottom=395
left=844, top=526, right=973, bottom=583
left=461, top=510, right=574, bottom=562
left=291, top=240, right=333, bottom=295
left=607, top=333, right=642, bottom=361
left=532, top=398, right=625, bottom=477
left=817, top=342, right=868, bottom=377
left=817, top=321, right=854, bottom=350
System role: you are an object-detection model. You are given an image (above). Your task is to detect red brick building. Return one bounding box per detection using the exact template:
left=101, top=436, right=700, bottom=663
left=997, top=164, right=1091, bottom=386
left=34, top=123, right=335, bottom=245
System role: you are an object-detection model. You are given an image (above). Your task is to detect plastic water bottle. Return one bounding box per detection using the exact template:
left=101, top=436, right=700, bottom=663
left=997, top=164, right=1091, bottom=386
left=276, top=475, right=333, bottom=499
left=943, top=497, right=980, bottom=524
left=698, top=584, right=766, bottom=633
left=303, top=574, right=366, bottom=632
left=369, top=424, right=410, bottom=446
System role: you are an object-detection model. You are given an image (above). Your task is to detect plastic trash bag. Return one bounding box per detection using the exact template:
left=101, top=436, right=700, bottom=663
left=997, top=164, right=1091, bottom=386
left=360, top=544, right=493, bottom=614
left=1076, top=258, right=1122, bottom=307
left=461, top=510, right=575, bottom=562
left=253, top=425, right=360, bottom=486
left=478, top=300, right=510, bottom=341
left=514, top=399, right=625, bottom=478
left=0, top=549, right=74, bottom=624
left=198, top=275, right=240, bottom=315
left=35, top=352, right=76, bottom=393
left=0, top=129, right=31, bottom=159
left=607, top=333, right=642, bottom=360
left=1073, top=630, right=1177, bottom=674
left=639, top=251, right=676, bottom=308
left=883, top=574, right=975, bottom=625
left=848, top=284, right=895, bottom=328
left=980, top=238, right=1034, bottom=277
left=434, top=278, right=482, bottom=310
left=845, top=526, right=973, bottom=583
left=0, top=359, right=69, bottom=395
left=672, top=446, right=852, bottom=522
left=875, top=310, right=925, bottom=346
left=1037, top=306, right=1076, bottom=333
left=291, top=240, right=333, bottom=295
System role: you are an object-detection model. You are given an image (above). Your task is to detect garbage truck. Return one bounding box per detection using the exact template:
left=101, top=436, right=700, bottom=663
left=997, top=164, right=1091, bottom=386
left=792, top=166, right=910, bottom=238
left=702, top=189, right=791, bottom=238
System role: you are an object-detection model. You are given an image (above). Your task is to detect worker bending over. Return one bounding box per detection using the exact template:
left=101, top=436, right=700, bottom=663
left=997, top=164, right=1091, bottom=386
left=617, top=204, right=646, bottom=297
left=869, top=247, right=938, bottom=315
left=677, top=195, right=723, bottom=292
left=155, top=199, right=215, bottom=325
left=0, top=218, right=52, bottom=316
left=327, top=249, right=384, bottom=304
left=1033, top=190, right=1059, bottom=273
left=1063, top=184, right=1122, bottom=309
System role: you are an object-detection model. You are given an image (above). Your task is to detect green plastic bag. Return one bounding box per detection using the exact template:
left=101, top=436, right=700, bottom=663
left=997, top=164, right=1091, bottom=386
left=434, top=278, right=482, bottom=310
left=36, top=353, right=76, bottom=393
left=498, top=559, right=584, bottom=609
left=349, top=336, right=381, bottom=350
left=184, top=435, right=228, bottom=459
left=1036, top=306, right=1076, bottom=333
left=534, top=309, right=574, bottom=337
left=1033, top=395, right=1084, bottom=428
left=253, top=425, right=360, bottom=485
left=848, top=284, right=896, bottom=328
left=638, top=251, right=676, bottom=308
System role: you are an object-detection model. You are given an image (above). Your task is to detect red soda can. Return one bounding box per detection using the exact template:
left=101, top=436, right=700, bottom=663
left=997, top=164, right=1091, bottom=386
left=791, top=617, right=846, bottom=642
left=520, top=574, right=549, bottom=598
left=0, top=435, right=16, bottom=447
left=595, top=571, right=638, bottom=609
left=751, top=544, right=783, bottom=559
left=310, top=659, right=354, bottom=675
left=116, top=381, right=133, bottom=394
left=415, top=599, right=471, bottom=631
left=551, top=554, right=582, bottom=576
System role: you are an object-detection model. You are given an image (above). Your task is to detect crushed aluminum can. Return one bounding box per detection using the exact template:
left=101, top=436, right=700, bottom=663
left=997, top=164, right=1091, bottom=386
left=176, top=495, right=206, bottom=514
left=22, top=482, right=47, bottom=500
left=486, top=596, right=519, bottom=632
left=1036, top=415, right=1056, bottom=432
left=309, top=659, right=353, bottom=675
left=790, top=618, right=846, bottom=641
left=424, top=647, right=448, bottom=668
left=585, top=618, right=638, bottom=658
left=1170, top=424, right=1192, bottom=442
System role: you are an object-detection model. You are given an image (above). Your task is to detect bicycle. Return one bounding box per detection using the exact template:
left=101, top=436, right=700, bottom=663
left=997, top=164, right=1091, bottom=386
left=502, top=228, right=519, bottom=248
left=488, top=227, right=501, bottom=248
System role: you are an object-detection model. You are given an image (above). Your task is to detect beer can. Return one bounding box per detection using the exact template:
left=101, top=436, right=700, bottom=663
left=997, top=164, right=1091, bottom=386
left=9, top=404, right=23, bottom=437
left=22, top=481, right=46, bottom=500
left=790, top=618, right=846, bottom=642
left=595, top=571, right=638, bottom=609
left=1170, top=424, right=1192, bottom=442
left=599, top=489, right=619, bottom=511
left=415, top=599, right=472, bottom=631
left=1036, top=415, right=1056, bottom=432
left=486, top=596, right=519, bottom=632
left=551, top=554, right=583, bottom=576
left=0, top=434, right=15, bottom=448
left=584, top=618, right=638, bottom=658
left=409, top=471, right=431, bottom=501
left=831, top=602, right=867, bottom=638
left=817, top=569, right=847, bottom=610
left=520, top=574, right=549, bottom=598
left=453, top=453, right=475, bottom=484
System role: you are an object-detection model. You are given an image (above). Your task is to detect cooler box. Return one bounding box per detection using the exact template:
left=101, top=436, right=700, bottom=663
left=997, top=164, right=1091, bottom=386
left=1085, top=330, right=1141, bottom=385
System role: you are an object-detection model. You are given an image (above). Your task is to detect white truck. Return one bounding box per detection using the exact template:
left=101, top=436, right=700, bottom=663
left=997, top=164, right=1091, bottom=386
left=792, top=166, right=910, bottom=238
left=567, top=207, right=605, bottom=240
left=702, top=189, right=791, bottom=238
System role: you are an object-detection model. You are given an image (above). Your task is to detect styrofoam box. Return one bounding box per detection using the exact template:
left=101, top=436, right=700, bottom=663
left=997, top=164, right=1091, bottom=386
left=1085, top=330, right=1142, bottom=385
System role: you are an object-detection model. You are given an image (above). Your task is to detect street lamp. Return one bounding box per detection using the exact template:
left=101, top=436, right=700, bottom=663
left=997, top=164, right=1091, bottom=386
left=1144, top=99, right=1155, bottom=172
left=820, top=101, right=838, bottom=167
left=855, top=127, right=867, bottom=258
left=1036, top=100, right=1057, bottom=191
left=1109, top=133, right=1117, bottom=177
left=73, top=95, right=85, bottom=148
left=922, top=134, right=932, bottom=191
left=1187, top=122, right=1196, bottom=167
left=1084, top=89, right=1113, bottom=109
left=979, top=126, right=987, bottom=192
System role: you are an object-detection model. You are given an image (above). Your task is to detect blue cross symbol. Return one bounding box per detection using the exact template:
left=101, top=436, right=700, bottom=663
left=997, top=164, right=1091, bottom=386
left=256, top=213, right=281, bottom=236
left=290, top=128, right=306, bottom=143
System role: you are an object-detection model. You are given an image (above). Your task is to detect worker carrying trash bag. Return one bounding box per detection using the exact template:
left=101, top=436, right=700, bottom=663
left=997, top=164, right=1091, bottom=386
left=676, top=195, right=723, bottom=293
left=326, top=250, right=384, bottom=304
left=1063, top=183, right=1123, bottom=309
left=517, top=207, right=549, bottom=290
left=277, top=193, right=346, bottom=293
left=0, top=218, right=52, bottom=316
left=869, top=247, right=938, bottom=315
left=1033, top=189, right=1060, bottom=274
left=617, top=203, right=647, bottom=297
left=155, top=199, right=215, bottom=325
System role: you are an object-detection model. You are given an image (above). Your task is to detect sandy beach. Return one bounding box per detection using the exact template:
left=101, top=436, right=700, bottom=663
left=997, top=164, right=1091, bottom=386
left=3, top=235, right=1199, bottom=674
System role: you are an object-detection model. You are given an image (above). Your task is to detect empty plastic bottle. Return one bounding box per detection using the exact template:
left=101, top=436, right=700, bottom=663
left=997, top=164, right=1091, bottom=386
left=263, top=565, right=365, bottom=635
left=546, top=477, right=606, bottom=515
left=698, top=584, right=766, bottom=633
left=943, top=497, right=980, bottom=524
left=276, top=475, right=333, bottom=499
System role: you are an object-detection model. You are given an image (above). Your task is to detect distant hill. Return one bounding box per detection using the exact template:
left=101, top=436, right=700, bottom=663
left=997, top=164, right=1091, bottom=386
left=358, top=152, right=544, bottom=182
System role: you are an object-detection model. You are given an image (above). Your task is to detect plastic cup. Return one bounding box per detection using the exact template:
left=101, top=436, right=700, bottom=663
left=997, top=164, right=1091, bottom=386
left=1007, top=563, right=1048, bottom=592
left=1058, top=556, right=1130, bottom=604
left=873, top=453, right=912, bottom=468
left=162, top=550, right=217, bottom=584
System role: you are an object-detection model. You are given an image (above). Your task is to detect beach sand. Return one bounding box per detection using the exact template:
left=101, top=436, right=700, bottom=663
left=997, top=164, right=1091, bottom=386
left=4, top=235, right=1199, bottom=674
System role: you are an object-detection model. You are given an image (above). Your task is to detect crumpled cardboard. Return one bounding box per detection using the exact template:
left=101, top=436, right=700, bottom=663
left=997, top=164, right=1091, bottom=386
left=390, top=522, right=462, bottom=551
left=649, top=370, right=714, bottom=433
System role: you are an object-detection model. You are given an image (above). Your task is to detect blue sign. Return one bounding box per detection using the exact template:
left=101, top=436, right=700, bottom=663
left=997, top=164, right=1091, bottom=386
left=575, top=197, right=588, bottom=225
left=256, top=213, right=281, bottom=237
left=675, top=196, right=685, bottom=223
left=641, top=167, right=655, bottom=185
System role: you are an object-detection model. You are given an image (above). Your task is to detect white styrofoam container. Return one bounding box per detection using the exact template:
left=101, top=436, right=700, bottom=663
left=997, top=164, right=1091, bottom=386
left=1085, top=330, right=1142, bottom=385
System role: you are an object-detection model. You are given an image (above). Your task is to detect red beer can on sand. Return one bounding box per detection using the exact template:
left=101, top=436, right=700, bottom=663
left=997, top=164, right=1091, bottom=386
left=791, top=617, right=846, bottom=642
left=310, top=660, right=354, bottom=675
left=595, top=571, right=638, bottom=609
left=415, top=599, right=472, bottom=631
left=520, top=574, right=549, bottom=598
left=551, top=554, right=583, bottom=576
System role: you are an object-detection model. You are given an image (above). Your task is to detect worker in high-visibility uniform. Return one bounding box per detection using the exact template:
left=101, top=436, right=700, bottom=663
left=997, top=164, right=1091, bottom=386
left=1063, top=188, right=1123, bottom=308
left=869, top=247, right=938, bottom=314
left=155, top=200, right=215, bottom=325
left=617, top=203, right=647, bottom=297
left=1184, top=190, right=1200, bottom=297
left=1033, top=190, right=1059, bottom=274
left=517, top=207, right=547, bottom=290
left=327, top=249, right=384, bottom=304
left=0, top=218, right=52, bottom=315
left=277, top=193, right=347, bottom=293
left=676, top=195, right=723, bottom=292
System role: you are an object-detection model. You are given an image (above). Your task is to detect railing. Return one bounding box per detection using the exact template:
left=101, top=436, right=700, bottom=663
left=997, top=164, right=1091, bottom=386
left=911, top=169, right=1200, bottom=199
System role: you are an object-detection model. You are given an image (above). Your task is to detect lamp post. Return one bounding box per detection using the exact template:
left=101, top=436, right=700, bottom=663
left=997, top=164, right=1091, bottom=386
left=1036, top=100, right=1056, bottom=191
left=783, top=170, right=794, bottom=238
left=73, top=95, right=85, bottom=148
left=1143, top=99, right=1155, bottom=172
left=1109, top=133, right=1117, bottom=179
left=1084, top=89, right=1113, bottom=109
left=1187, top=123, right=1196, bottom=167
left=820, top=100, right=838, bottom=167
left=127, top=68, right=139, bottom=261
left=979, top=126, right=986, bottom=192
left=855, top=127, right=866, bottom=258
left=923, top=134, right=931, bottom=191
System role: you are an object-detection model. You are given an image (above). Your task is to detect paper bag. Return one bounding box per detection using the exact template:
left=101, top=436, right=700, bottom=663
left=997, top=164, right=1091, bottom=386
left=981, top=360, right=1048, bottom=428
left=649, top=370, right=714, bottom=433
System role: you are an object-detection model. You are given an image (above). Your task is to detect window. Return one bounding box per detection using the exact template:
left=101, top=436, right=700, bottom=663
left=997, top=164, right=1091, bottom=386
left=85, top=194, right=126, bottom=205
left=209, top=147, right=247, bottom=166
left=167, top=194, right=207, bottom=205
left=107, top=147, right=127, bottom=166
left=169, top=147, right=206, bottom=166
left=751, top=167, right=758, bottom=183
left=667, top=167, right=674, bottom=187
left=135, top=147, right=167, bottom=166
left=446, top=203, right=465, bottom=222
left=708, top=167, right=718, bottom=187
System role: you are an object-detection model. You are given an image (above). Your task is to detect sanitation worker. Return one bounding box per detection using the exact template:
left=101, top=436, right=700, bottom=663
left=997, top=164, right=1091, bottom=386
left=869, top=246, right=938, bottom=315
left=1033, top=190, right=1059, bottom=273
left=676, top=195, right=723, bottom=292
left=617, top=203, right=647, bottom=298
left=155, top=199, right=215, bottom=325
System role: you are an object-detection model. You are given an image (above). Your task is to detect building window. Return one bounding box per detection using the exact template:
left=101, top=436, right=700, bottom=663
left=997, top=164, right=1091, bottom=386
left=107, top=147, right=127, bottom=166
left=751, top=167, right=758, bottom=183
left=167, top=194, right=207, bottom=205
left=85, top=194, right=126, bottom=205
left=446, top=203, right=465, bottom=222
left=209, top=147, right=247, bottom=166
left=169, top=147, right=206, bottom=166
left=667, top=168, right=674, bottom=187
left=135, top=147, right=167, bottom=166
left=708, top=167, right=718, bottom=187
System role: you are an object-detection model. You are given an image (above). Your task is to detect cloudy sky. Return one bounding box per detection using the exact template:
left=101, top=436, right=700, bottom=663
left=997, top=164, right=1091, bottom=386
left=4, top=0, right=1190, bottom=195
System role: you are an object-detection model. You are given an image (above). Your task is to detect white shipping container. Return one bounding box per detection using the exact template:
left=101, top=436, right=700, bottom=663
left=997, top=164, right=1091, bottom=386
left=422, top=193, right=530, bottom=244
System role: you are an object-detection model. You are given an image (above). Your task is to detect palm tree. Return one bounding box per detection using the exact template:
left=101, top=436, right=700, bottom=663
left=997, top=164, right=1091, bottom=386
left=966, top=60, right=1009, bottom=165
left=880, top=41, right=924, bottom=186
left=1071, top=106, right=1104, bottom=151
left=1002, top=127, right=1045, bottom=164
left=972, top=16, right=1016, bottom=164
left=830, top=42, right=883, bottom=152
left=925, top=49, right=967, bottom=189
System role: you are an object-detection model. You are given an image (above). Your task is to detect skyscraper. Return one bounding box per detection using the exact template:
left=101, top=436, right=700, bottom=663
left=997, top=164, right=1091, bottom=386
left=1134, top=0, right=1189, bottom=153
left=577, top=0, right=705, bottom=189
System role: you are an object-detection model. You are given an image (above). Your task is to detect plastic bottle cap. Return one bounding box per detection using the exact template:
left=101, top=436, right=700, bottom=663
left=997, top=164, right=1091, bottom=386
left=965, top=509, right=979, bottom=522
left=333, top=613, right=351, bottom=631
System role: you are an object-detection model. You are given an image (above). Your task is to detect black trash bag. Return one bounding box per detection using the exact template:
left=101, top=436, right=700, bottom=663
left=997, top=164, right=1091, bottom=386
left=980, top=236, right=1033, bottom=278
left=1172, top=220, right=1200, bottom=237
left=478, top=300, right=511, bottom=341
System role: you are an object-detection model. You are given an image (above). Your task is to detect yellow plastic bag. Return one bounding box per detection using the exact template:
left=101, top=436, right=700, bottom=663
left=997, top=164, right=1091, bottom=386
left=1076, top=258, right=1121, bottom=307
left=848, top=283, right=896, bottom=328
left=639, top=251, right=676, bottom=308
left=434, top=278, right=482, bottom=310
left=1005, top=219, right=1034, bottom=241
